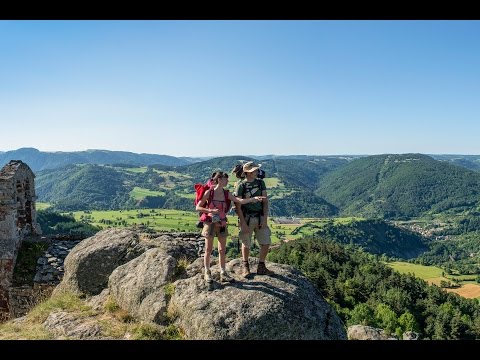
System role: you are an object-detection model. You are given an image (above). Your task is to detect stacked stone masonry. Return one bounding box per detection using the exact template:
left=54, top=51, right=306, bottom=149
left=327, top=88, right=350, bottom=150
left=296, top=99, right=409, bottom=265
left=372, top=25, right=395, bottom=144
left=0, top=160, right=41, bottom=316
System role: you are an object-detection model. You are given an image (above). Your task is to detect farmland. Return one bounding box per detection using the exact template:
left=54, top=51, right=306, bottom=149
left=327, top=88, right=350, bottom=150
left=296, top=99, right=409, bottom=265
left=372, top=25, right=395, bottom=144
left=63, top=209, right=358, bottom=244
left=388, top=261, right=480, bottom=299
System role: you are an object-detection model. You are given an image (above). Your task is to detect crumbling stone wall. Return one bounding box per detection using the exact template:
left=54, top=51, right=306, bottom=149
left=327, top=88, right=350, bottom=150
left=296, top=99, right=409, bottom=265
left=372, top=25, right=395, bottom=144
left=0, top=160, right=41, bottom=316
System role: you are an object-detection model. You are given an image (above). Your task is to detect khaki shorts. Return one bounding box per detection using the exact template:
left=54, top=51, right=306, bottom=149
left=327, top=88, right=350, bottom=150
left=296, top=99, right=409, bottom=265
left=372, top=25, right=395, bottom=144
left=202, top=223, right=228, bottom=238
left=238, top=216, right=271, bottom=248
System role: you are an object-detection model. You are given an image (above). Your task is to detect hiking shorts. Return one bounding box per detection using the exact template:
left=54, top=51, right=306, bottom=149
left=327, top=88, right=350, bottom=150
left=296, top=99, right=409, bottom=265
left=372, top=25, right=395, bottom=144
left=239, top=216, right=271, bottom=248
left=202, top=223, right=228, bottom=238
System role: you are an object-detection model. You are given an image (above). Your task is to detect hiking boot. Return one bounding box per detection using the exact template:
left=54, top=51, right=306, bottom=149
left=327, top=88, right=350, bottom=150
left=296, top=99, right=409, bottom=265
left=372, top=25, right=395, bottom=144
left=204, top=269, right=213, bottom=284
left=220, top=271, right=235, bottom=283
left=257, top=262, right=275, bottom=276
left=241, top=261, right=251, bottom=278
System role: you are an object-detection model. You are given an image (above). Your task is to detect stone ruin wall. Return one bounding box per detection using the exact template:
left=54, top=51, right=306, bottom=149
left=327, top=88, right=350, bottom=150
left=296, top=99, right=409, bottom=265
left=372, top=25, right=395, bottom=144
left=0, top=160, right=41, bottom=318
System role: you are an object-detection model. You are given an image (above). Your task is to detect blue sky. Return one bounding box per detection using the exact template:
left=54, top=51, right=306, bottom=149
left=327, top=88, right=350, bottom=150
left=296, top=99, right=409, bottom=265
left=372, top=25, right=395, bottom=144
left=1, top=20, right=479, bottom=157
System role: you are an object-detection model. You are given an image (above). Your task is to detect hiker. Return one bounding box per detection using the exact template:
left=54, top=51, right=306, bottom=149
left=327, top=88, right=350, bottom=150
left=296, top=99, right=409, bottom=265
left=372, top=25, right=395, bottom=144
left=196, top=171, right=265, bottom=285
left=234, top=161, right=274, bottom=278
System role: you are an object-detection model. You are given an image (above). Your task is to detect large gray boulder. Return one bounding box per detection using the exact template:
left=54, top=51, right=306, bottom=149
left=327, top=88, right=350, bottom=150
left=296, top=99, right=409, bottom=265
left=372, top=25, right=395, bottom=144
left=169, top=258, right=347, bottom=340
left=108, top=248, right=177, bottom=323
left=54, top=228, right=147, bottom=296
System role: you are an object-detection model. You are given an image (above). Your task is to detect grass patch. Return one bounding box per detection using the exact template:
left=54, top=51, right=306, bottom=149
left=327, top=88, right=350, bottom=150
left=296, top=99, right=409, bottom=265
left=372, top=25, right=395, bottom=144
left=36, top=202, right=52, bottom=210
left=0, top=288, right=186, bottom=340
left=0, top=290, right=94, bottom=340
left=0, top=321, right=54, bottom=340
left=130, top=187, right=166, bottom=200
left=388, top=261, right=444, bottom=279
left=104, top=296, right=120, bottom=313
left=164, top=283, right=175, bottom=300
left=174, top=257, right=189, bottom=278
left=130, top=322, right=165, bottom=340
left=163, top=323, right=184, bottom=340
left=27, top=290, right=93, bottom=323
left=122, top=167, right=148, bottom=173
left=104, top=296, right=135, bottom=323
left=263, top=177, right=282, bottom=188
left=67, top=209, right=201, bottom=233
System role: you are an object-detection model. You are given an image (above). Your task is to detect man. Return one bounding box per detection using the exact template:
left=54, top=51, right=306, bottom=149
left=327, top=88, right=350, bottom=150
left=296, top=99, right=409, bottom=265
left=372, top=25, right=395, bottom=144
left=234, top=161, right=274, bottom=277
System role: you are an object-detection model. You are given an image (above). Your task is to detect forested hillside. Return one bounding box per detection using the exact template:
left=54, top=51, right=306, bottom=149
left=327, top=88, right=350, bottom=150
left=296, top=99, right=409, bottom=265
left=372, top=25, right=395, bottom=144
left=36, top=164, right=131, bottom=210
left=305, top=219, right=428, bottom=259
left=269, top=192, right=338, bottom=218
left=174, top=156, right=349, bottom=189
left=316, top=154, right=480, bottom=219
left=268, top=236, right=480, bottom=339
left=35, top=157, right=348, bottom=217
left=34, top=154, right=480, bottom=220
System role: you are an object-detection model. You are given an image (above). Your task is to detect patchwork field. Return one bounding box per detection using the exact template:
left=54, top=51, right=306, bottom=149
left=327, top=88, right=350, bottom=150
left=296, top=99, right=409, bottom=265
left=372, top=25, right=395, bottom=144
left=389, top=262, right=443, bottom=279
left=65, top=209, right=327, bottom=244
left=446, top=284, right=480, bottom=298
left=64, top=208, right=356, bottom=245
left=130, top=187, right=166, bottom=200
left=388, top=261, right=480, bottom=299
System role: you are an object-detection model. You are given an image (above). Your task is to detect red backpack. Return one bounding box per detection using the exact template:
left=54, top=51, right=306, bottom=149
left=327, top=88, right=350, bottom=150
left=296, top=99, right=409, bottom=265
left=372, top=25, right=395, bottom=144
left=194, top=180, right=231, bottom=227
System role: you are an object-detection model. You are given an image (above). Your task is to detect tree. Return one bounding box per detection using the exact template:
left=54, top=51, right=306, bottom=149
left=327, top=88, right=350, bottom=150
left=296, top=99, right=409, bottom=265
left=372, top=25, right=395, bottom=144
left=398, top=311, right=419, bottom=334
left=347, top=303, right=374, bottom=326
left=374, top=303, right=398, bottom=336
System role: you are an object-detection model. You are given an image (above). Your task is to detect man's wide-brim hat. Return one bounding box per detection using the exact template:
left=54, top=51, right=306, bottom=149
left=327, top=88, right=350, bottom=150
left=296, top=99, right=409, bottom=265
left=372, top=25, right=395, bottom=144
left=242, top=161, right=261, bottom=176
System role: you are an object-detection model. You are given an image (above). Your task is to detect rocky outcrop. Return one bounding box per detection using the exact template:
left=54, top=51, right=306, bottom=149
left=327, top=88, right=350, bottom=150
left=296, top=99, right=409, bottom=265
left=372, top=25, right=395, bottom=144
left=108, top=248, right=176, bottom=323
left=43, top=311, right=102, bottom=339
left=347, top=325, right=396, bottom=340
left=54, top=228, right=148, bottom=296
left=55, top=228, right=347, bottom=340
left=403, top=331, right=419, bottom=340
left=54, top=229, right=204, bottom=297
left=171, top=258, right=346, bottom=340
left=347, top=325, right=420, bottom=340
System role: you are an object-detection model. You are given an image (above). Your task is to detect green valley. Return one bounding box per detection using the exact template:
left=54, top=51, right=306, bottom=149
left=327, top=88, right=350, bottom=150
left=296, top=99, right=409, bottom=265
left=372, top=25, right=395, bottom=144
left=31, top=154, right=480, bottom=303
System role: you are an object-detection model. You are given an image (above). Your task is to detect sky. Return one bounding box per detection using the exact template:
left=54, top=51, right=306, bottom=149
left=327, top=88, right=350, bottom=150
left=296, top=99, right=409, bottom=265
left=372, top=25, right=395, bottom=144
left=1, top=20, right=480, bottom=157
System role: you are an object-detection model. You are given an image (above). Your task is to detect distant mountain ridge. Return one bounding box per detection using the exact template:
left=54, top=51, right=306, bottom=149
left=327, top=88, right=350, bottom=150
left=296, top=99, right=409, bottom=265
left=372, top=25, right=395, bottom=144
left=430, top=154, right=480, bottom=172
left=0, top=148, right=198, bottom=171
left=1, top=147, right=480, bottom=172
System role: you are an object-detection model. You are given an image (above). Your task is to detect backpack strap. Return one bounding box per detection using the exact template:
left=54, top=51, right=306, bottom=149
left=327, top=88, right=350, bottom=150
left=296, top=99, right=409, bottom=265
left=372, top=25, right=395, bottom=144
left=223, top=189, right=231, bottom=213
left=240, top=179, right=264, bottom=226
left=240, top=179, right=247, bottom=198
left=207, top=187, right=215, bottom=206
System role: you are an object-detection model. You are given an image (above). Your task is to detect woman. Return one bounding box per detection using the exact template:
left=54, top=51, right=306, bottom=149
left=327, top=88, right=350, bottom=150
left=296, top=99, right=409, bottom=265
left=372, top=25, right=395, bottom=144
left=196, top=171, right=265, bottom=285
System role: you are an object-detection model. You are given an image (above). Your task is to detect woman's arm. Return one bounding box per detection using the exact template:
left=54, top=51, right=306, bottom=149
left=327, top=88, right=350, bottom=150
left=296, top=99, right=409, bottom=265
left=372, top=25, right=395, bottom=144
left=195, top=190, right=219, bottom=214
